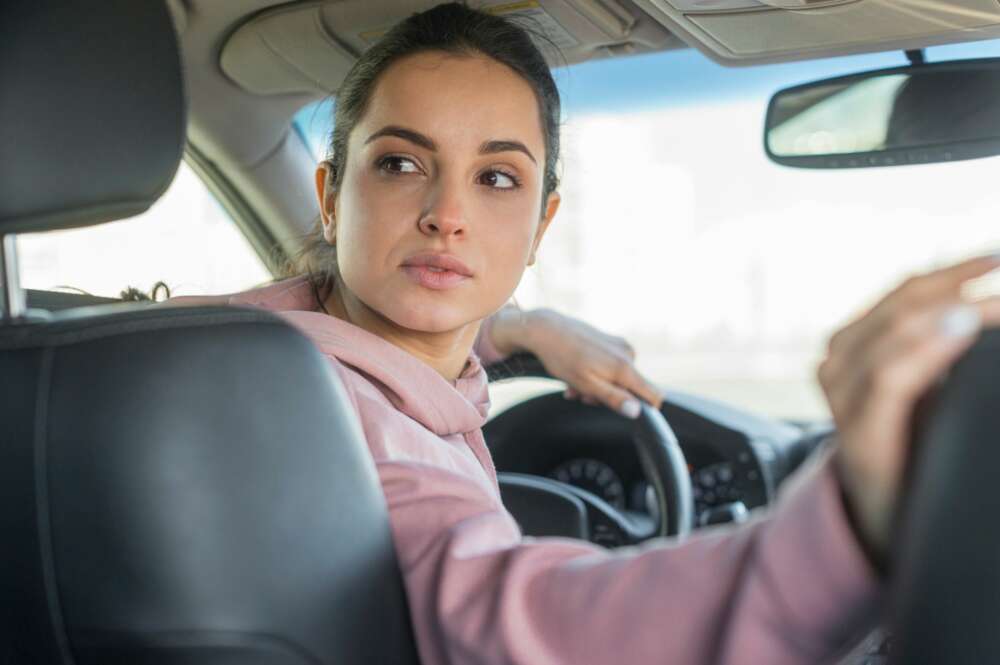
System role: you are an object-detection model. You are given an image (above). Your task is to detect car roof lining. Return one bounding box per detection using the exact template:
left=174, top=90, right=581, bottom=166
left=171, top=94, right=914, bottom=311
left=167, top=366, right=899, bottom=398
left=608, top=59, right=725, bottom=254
left=217, top=0, right=684, bottom=96
left=656, top=0, right=1000, bottom=66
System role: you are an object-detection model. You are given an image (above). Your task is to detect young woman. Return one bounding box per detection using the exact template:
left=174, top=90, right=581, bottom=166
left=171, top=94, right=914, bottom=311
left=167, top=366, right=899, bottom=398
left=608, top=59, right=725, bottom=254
left=171, top=4, right=1000, bottom=663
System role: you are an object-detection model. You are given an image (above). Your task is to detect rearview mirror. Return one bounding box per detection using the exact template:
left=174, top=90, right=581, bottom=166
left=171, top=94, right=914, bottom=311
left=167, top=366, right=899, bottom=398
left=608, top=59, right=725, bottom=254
left=765, top=58, right=1000, bottom=169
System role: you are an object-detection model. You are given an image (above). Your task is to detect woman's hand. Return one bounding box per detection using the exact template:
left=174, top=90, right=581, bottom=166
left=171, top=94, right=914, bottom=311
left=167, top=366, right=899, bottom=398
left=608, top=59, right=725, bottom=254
left=818, top=253, right=1000, bottom=558
left=490, top=307, right=662, bottom=418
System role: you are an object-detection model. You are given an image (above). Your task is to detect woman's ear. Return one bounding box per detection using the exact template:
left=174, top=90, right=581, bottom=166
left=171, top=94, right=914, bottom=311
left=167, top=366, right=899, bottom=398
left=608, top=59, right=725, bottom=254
left=527, top=191, right=561, bottom=266
left=314, top=161, right=338, bottom=245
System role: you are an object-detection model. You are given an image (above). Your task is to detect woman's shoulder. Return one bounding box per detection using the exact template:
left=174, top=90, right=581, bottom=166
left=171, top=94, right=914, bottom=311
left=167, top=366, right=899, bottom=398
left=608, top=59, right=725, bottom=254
left=228, top=275, right=316, bottom=311
left=164, top=276, right=490, bottom=438
left=162, top=275, right=316, bottom=312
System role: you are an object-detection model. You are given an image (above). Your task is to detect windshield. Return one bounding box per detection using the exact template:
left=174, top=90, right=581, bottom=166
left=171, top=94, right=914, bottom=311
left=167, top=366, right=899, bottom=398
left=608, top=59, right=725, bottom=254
left=294, top=40, right=1000, bottom=424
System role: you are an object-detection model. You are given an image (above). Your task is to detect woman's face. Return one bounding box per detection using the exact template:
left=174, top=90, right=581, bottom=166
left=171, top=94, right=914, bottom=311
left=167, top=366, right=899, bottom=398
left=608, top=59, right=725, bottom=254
left=317, top=51, right=559, bottom=334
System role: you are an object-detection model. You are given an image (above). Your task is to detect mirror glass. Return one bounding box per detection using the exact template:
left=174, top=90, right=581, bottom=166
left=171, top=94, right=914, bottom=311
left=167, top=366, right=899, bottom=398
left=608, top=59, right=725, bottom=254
left=765, top=61, right=1000, bottom=167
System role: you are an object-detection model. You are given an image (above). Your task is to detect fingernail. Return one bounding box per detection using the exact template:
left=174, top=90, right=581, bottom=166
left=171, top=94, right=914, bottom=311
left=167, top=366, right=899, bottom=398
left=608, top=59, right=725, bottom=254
left=620, top=399, right=641, bottom=419
left=939, top=304, right=981, bottom=338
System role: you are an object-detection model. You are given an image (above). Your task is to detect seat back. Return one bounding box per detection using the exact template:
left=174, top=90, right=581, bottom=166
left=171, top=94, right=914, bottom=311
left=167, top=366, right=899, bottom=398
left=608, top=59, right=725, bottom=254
left=1, top=307, right=420, bottom=665
left=0, top=2, right=420, bottom=663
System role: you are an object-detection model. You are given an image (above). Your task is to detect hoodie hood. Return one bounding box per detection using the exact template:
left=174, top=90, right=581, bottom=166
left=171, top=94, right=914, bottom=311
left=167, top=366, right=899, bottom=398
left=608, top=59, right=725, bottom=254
left=228, top=276, right=492, bottom=437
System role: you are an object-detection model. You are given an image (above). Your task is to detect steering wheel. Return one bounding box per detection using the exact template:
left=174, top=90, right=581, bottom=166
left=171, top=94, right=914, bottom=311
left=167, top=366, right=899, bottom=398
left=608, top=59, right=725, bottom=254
left=889, top=329, right=1000, bottom=663
left=487, top=353, right=693, bottom=544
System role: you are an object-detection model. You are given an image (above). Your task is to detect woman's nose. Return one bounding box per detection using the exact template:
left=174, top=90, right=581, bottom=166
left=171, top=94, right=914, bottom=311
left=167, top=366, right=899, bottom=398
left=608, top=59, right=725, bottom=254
left=418, top=184, right=467, bottom=238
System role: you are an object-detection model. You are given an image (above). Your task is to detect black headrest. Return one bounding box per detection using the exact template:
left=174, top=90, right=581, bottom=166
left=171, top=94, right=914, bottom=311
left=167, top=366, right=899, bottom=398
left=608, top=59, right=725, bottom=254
left=0, top=0, right=185, bottom=234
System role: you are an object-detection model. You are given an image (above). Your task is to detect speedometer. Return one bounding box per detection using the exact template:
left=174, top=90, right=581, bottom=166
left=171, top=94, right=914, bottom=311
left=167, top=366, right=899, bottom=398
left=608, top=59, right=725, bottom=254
left=549, top=458, right=626, bottom=510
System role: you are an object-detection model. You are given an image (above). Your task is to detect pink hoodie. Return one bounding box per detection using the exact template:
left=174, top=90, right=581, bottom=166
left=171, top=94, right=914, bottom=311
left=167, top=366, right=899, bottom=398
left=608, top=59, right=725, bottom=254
left=169, top=275, right=880, bottom=665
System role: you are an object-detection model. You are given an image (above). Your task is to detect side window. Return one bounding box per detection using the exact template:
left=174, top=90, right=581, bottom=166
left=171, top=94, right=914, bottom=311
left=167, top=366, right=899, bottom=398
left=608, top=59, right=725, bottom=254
left=17, top=162, right=273, bottom=298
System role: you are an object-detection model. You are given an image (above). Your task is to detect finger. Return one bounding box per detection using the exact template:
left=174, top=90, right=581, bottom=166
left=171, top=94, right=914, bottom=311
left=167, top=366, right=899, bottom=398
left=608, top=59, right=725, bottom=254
left=873, top=255, right=1000, bottom=334
left=564, top=384, right=593, bottom=404
left=829, top=301, right=970, bottom=425
left=834, top=296, right=1000, bottom=434
left=613, top=362, right=663, bottom=409
left=826, top=254, right=1000, bottom=380
left=616, top=337, right=636, bottom=361
left=842, top=312, right=985, bottom=484
left=832, top=294, right=1000, bottom=419
left=589, top=380, right=643, bottom=419
left=832, top=254, right=999, bottom=357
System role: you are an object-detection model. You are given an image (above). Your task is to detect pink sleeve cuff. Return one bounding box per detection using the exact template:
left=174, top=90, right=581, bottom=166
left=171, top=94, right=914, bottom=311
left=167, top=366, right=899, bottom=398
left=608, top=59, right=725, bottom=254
left=473, top=305, right=514, bottom=366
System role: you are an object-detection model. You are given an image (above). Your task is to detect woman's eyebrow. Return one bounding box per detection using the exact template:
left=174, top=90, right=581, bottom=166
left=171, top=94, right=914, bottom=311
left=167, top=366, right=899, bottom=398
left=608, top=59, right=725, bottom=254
left=364, top=126, right=536, bottom=165
left=480, top=140, right=536, bottom=165
left=364, top=125, right=436, bottom=151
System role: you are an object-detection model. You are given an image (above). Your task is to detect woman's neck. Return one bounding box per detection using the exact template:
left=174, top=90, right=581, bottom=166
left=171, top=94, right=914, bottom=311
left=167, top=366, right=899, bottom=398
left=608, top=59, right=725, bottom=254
left=322, top=280, right=479, bottom=382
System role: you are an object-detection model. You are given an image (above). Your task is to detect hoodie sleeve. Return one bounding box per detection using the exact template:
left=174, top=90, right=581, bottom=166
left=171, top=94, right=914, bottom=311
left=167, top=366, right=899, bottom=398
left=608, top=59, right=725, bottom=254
left=472, top=305, right=517, bottom=367
left=320, top=352, right=881, bottom=665
left=374, top=440, right=881, bottom=665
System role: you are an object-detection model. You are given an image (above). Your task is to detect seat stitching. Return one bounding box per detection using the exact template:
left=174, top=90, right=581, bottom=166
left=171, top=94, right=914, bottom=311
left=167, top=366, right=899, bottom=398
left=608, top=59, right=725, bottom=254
left=34, top=345, right=78, bottom=664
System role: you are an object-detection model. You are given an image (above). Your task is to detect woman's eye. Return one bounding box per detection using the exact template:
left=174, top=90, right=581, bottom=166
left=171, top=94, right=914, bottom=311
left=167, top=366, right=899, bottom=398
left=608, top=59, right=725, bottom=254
left=379, top=156, right=420, bottom=174
left=479, top=169, right=520, bottom=191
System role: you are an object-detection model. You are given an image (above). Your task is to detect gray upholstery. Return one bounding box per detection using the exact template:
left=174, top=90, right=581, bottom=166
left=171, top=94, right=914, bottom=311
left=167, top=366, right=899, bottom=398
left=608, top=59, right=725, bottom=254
left=0, top=0, right=185, bottom=233
left=1, top=2, right=421, bottom=663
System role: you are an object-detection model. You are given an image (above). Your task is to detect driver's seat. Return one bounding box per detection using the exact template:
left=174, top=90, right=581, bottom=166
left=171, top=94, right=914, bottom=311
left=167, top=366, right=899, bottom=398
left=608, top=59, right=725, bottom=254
left=0, top=2, right=419, bottom=663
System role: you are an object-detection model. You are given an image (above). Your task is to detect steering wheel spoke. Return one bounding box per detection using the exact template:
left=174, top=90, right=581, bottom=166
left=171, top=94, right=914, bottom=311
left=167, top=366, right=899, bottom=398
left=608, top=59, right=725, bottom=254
left=558, top=483, right=659, bottom=546
left=487, top=353, right=694, bottom=544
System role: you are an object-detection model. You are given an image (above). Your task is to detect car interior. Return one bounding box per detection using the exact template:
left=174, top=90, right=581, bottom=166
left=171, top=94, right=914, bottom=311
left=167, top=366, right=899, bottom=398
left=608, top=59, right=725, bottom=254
left=6, top=0, right=1000, bottom=663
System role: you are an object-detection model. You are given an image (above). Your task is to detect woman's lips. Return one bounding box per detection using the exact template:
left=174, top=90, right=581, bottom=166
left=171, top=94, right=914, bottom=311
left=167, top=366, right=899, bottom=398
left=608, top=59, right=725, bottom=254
left=400, top=265, right=471, bottom=290
left=400, top=252, right=473, bottom=290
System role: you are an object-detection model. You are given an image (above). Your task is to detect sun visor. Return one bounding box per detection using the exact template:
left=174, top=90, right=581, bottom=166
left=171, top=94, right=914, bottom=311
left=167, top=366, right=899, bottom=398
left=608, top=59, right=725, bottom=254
left=219, top=0, right=681, bottom=96
left=220, top=5, right=357, bottom=96
left=639, top=0, right=1000, bottom=64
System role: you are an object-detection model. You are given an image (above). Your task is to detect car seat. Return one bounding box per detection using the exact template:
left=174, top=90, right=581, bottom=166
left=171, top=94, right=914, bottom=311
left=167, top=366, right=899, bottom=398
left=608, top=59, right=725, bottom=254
left=0, top=2, right=420, bottom=663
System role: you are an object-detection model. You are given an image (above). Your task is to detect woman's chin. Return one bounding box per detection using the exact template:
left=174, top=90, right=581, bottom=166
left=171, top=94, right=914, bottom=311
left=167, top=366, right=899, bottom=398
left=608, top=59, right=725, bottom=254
left=384, top=301, right=476, bottom=335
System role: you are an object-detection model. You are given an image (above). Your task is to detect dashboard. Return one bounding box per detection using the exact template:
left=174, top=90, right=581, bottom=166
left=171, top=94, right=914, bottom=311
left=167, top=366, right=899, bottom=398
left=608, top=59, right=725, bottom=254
left=547, top=446, right=740, bottom=525
left=484, top=387, right=834, bottom=534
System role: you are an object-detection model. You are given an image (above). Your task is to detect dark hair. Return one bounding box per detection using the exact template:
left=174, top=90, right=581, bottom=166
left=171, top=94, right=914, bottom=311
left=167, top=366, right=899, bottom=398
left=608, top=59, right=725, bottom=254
left=283, top=2, right=562, bottom=309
